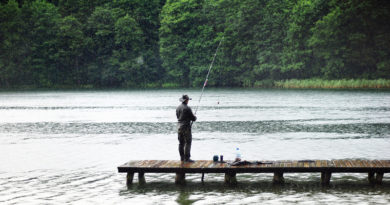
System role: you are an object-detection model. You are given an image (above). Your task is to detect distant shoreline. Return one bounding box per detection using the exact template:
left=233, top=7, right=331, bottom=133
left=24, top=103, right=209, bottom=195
left=1, top=79, right=390, bottom=90
left=266, top=79, right=390, bottom=89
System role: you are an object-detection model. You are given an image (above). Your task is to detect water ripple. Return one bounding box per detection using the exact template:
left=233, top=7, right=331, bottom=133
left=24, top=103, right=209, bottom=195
left=1, top=121, right=389, bottom=136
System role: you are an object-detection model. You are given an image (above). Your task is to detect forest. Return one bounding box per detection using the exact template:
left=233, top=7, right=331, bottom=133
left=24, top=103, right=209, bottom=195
left=1, top=0, right=390, bottom=88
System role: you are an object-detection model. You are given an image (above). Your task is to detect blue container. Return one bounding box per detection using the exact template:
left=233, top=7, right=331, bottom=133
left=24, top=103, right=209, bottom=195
left=213, top=155, right=218, bottom=162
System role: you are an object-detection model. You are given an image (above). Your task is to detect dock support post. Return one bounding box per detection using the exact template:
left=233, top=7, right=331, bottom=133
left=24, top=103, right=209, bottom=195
left=321, top=172, right=332, bottom=185
left=368, top=172, right=376, bottom=184
left=273, top=172, right=284, bottom=184
left=175, top=172, right=186, bottom=185
left=376, top=172, right=384, bottom=185
left=201, top=173, right=205, bottom=183
left=368, top=172, right=384, bottom=185
left=126, top=172, right=134, bottom=186
left=224, top=172, right=237, bottom=185
left=138, top=172, right=146, bottom=185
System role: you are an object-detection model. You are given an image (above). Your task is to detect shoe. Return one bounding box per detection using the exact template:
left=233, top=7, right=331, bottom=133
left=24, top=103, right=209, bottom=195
left=185, top=159, right=195, bottom=163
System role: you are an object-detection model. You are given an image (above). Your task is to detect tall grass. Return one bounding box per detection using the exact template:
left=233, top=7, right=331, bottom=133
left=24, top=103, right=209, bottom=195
left=274, top=79, right=390, bottom=89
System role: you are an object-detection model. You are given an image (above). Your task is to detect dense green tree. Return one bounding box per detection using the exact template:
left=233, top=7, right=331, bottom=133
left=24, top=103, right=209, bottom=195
left=309, top=0, right=390, bottom=79
left=110, top=14, right=144, bottom=87
left=111, top=0, right=165, bottom=86
left=159, top=0, right=203, bottom=87
left=21, top=0, right=61, bottom=87
left=57, top=15, right=86, bottom=85
left=0, top=0, right=25, bottom=87
left=86, top=6, right=116, bottom=86
left=1, top=0, right=389, bottom=89
left=58, top=0, right=108, bottom=23
left=282, top=0, right=328, bottom=79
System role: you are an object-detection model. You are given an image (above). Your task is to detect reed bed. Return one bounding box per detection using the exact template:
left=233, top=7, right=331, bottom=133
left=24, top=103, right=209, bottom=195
left=274, top=79, right=390, bottom=89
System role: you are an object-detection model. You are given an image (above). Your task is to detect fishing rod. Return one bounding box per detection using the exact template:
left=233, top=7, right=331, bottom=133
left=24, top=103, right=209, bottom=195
left=191, top=36, right=224, bottom=126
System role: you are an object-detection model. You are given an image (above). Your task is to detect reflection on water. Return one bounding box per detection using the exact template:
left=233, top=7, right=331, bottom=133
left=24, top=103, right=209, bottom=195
left=0, top=89, right=389, bottom=204
left=122, top=174, right=390, bottom=205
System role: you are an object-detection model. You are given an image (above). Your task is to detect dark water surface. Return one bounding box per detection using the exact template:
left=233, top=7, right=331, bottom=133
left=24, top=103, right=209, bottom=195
left=0, top=89, right=389, bottom=204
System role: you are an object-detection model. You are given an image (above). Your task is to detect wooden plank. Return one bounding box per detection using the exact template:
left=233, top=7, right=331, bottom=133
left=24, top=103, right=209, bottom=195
left=360, top=160, right=368, bottom=167
left=354, top=159, right=363, bottom=168
left=159, top=160, right=172, bottom=168
left=346, top=160, right=353, bottom=167
left=137, top=160, right=148, bottom=168
left=379, top=160, right=390, bottom=168
left=215, top=162, right=226, bottom=168
left=152, top=160, right=167, bottom=168
left=332, top=160, right=339, bottom=167
left=164, top=160, right=174, bottom=168
left=371, top=160, right=379, bottom=167
left=292, top=160, right=298, bottom=168
left=351, top=160, right=357, bottom=167
left=309, top=160, right=315, bottom=168
left=343, top=160, right=349, bottom=167
left=119, top=159, right=390, bottom=174
left=375, top=160, right=385, bottom=167
left=339, top=160, right=347, bottom=168
left=373, top=160, right=382, bottom=168
left=350, top=160, right=358, bottom=167
left=144, top=160, right=159, bottom=168
left=145, top=160, right=157, bottom=167
left=189, top=161, right=201, bottom=168
left=340, top=159, right=346, bottom=167
left=127, top=161, right=138, bottom=167
left=346, top=160, right=353, bottom=168
left=361, top=160, right=370, bottom=167
left=285, top=161, right=291, bottom=167
left=370, top=160, right=377, bottom=167
left=367, top=160, right=374, bottom=167
left=315, top=160, right=321, bottom=168
left=197, top=160, right=208, bottom=168
left=329, top=160, right=334, bottom=167
left=366, top=160, right=375, bottom=168
left=320, top=160, right=326, bottom=167
left=367, top=160, right=375, bottom=168
left=132, top=160, right=144, bottom=167
left=205, top=161, right=214, bottom=168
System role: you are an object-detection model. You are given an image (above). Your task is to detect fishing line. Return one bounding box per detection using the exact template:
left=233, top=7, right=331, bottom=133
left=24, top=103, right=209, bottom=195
left=191, top=36, right=224, bottom=125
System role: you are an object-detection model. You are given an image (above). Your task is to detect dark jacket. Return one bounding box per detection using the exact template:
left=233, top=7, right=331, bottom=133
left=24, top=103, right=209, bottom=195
left=176, top=103, right=196, bottom=127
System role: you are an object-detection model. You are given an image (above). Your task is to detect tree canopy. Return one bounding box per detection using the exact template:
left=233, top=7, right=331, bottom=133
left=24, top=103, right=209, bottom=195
left=1, top=0, right=389, bottom=88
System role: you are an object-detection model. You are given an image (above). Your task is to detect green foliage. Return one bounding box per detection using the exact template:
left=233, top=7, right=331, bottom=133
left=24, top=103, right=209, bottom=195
left=309, top=0, right=390, bottom=79
left=0, top=0, right=24, bottom=87
left=162, top=82, right=180, bottom=88
left=275, top=79, right=390, bottom=89
left=57, top=15, right=85, bottom=85
left=254, top=80, right=275, bottom=88
left=112, top=14, right=145, bottom=87
left=0, top=0, right=389, bottom=89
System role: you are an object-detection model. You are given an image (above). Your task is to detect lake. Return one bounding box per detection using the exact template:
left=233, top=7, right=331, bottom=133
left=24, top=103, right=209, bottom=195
left=0, top=89, right=389, bottom=204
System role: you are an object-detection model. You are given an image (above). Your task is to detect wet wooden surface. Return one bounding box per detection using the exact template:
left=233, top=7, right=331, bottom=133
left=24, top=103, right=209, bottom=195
left=118, top=160, right=390, bottom=173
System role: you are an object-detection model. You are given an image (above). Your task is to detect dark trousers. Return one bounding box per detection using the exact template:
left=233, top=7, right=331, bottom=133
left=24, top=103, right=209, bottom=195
left=178, top=126, right=192, bottom=161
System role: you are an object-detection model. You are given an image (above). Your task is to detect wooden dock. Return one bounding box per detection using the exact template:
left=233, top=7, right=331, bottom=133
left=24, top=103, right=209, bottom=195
left=117, top=159, right=389, bottom=185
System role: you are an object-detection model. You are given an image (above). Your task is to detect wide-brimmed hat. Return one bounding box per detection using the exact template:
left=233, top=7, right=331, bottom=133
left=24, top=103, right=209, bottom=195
left=179, top=94, right=192, bottom=102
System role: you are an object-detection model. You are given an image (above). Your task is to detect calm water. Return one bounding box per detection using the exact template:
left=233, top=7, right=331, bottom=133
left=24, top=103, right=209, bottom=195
left=0, top=89, right=389, bottom=204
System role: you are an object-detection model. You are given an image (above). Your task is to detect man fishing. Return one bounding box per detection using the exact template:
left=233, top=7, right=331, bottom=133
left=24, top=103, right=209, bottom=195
left=176, top=94, right=197, bottom=162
